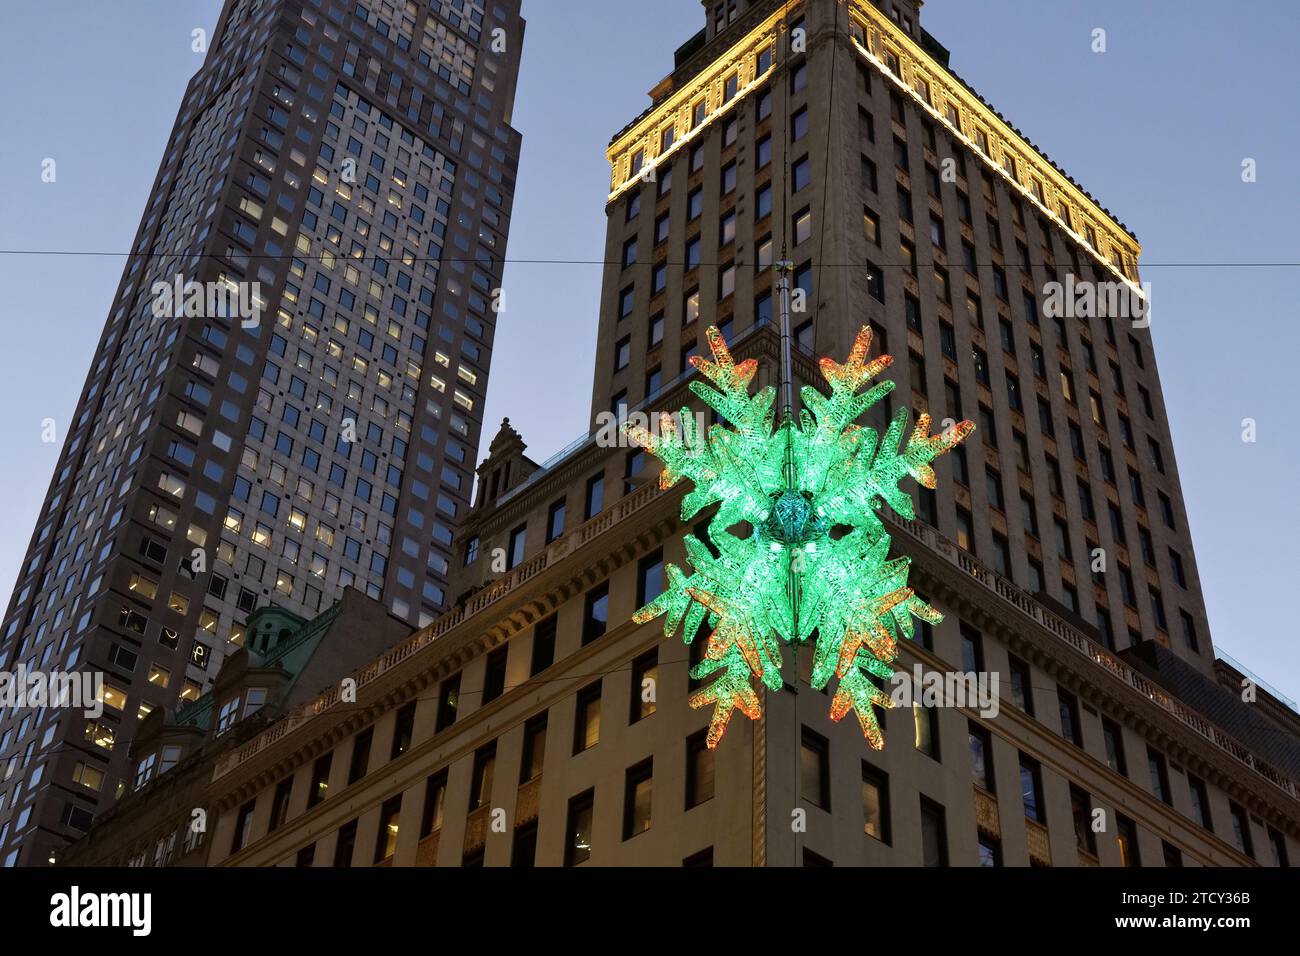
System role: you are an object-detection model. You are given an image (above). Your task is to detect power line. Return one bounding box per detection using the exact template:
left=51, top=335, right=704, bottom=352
left=0, top=248, right=1294, bottom=268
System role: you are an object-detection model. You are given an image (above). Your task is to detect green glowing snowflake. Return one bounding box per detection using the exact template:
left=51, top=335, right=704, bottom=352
left=625, top=326, right=973, bottom=748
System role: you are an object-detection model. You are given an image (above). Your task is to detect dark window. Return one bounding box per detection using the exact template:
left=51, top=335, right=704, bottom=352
left=436, top=673, right=460, bottom=731
left=530, top=616, right=557, bottom=675
left=574, top=682, right=602, bottom=753
left=919, top=797, right=948, bottom=866
left=521, top=714, right=547, bottom=783
left=307, top=753, right=332, bottom=808
left=231, top=800, right=255, bottom=854
left=800, top=727, right=830, bottom=811
left=483, top=646, right=508, bottom=704
left=631, top=650, right=658, bottom=723
left=374, top=796, right=402, bottom=862
left=1116, top=814, right=1141, bottom=866
left=469, top=743, right=496, bottom=810
left=546, top=499, right=566, bottom=543
left=1008, top=656, right=1033, bottom=716
left=978, top=834, right=1002, bottom=867
left=347, top=727, right=373, bottom=784
left=391, top=702, right=416, bottom=759
left=333, top=820, right=358, bottom=868
left=1102, top=718, right=1127, bottom=775
left=1058, top=689, right=1082, bottom=746
left=968, top=722, right=993, bottom=792
left=420, top=772, right=447, bottom=836
left=585, top=472, right=604, bottom=519
left=512, top=821, right=538, bottom=867
left=1188, top=774, right=1212, bottom=831
left=862, top=763, right=890, bottom=843
left=623, top=759, right=654, bottom=838
left=686, top=730, right=715, bottom=809
left=1071, top=785, right=1098, bottom=856
left=1229, top=802, right=1254, bottom=858
left=1268, top=827, right=1289, bottom=867
left=960, top=623, right=984, bottom=672
left=507, top=523, right=526, bottom=569
left=1020, top=755, right=1045, bottom=823
left=582, top=582, right=610, bottom=645
left=565, top=790, right=595, bottom=865
left=269, top=777, right=294, bottom=832
left=1148, top=747, right=1171, bottom=805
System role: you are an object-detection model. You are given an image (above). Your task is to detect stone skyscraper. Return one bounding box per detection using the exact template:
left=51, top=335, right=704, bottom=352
left=57, top=0, right=1300, bottom=870
left=0, top=0, right=524, bottom=866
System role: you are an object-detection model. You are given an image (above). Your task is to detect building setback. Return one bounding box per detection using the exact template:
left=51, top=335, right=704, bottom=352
left=0, top=0, right=524, bottom=867
left=63, top=0, right=1300, bottom=867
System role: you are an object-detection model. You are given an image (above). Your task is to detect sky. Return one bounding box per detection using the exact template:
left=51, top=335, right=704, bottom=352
left=0, top=1, right=1296, bottom=701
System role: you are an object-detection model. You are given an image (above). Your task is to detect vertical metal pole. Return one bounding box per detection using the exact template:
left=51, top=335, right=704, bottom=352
left=776, top=260, right=796, bottom=429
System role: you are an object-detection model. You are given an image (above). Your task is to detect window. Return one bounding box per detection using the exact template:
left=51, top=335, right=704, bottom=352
left=231, top=801, right=255, bottom=854
left=531, top=616, right=557, bottom=675
left=631, top=650, right=658, bottom=722
left=420, top=772, right=447, bottom=836
left=469, top=743, right=496, bottom=810
left=574, top=683, right=602, bottom=752
left=686, top=730, right=715, bottom=808
left=506, top=523, right=526, bottom=570
left=565, top=790, right=595, bottom=866
left=333, top=820, right=358, bottom=868
left=861, top=764, right=890, bottom=842
left=1229, top=802, right=1254, bottom=857
left=866, top=261, right=883, bottom=301
left=521, top=714, right=547, bottom=783
left=800, top=727, right=830, bottom=811
left=623, top=759, right=653, bottom=838
left=1020, top=755, right=1045, bottom=823
left=1058, top=689, right=1082, bottom=747
left=1188, top=774, right=1212, bottom=830
left=793, top=207, right=812, bottom=245
left=307, top=753, right=331, bottom=808
left=960, top=623, right=984, bottom=672
left=372, top=795, right=401, bottom=863
left=1071, top=785, right=1098, bottom=856
left=968, top=722, right=993, bottom=792
left=585, top=472, right=604, bottom=519
left=792, top=156, right=811, bottom=192
left=1116, top=814, right=1141, bottom=866
left=269, top=777, right=294, bottom=832
left=1267, top=827, right=1289, bottom=868
left=216, top=696, right=241, bottom=735
left=978, top=834, right=1002, bottom=867
left=347, top=727, right=373, bottom=784
left=483, top=646, right=508, bottom=704
left=919, top=797, right=948, bottom=867
left=914, top=703, right=938, bottom=759
left=391, top=702, right=416, bottom=759
left=792, top=106, right=808, bottom=141
left=1148, top=747, right=1171, bottom=805
left=512, top=822, right=538, bottom=868
left=582, top=582, right=609, bottom=645
left=1102, top=718, right=1127, bottom=775
left=436, top=673, right=460, bottom=731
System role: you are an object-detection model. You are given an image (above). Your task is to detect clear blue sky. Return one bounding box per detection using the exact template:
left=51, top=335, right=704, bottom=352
left=0, top=1, right=1296, bottom=700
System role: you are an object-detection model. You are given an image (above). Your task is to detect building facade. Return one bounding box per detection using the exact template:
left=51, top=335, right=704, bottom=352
left=0, top=0, right=524, bottom=866
left=61, top=0, right=1300, bottom=868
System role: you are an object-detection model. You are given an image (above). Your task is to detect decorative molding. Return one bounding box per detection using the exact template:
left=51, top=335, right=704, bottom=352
left=605, top=0, right=1142, bottom=294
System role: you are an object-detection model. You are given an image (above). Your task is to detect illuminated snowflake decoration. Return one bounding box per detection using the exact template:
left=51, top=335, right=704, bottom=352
left=626, top=326, right=973, bottom=748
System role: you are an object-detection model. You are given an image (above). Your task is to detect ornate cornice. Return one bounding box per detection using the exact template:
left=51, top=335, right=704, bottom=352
left=605, top=0, right=1142, bottom=294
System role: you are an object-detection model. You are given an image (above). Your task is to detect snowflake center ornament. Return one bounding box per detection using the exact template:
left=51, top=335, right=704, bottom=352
left=624, top=325, right=974, bottom=749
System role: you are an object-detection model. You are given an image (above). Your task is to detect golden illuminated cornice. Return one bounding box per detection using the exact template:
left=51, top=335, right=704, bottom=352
left=605, top=5, right=787, bottom=197
left=844, top=0, right=1142, bottom=290
left=606, top=0, right=1142, bottom=292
